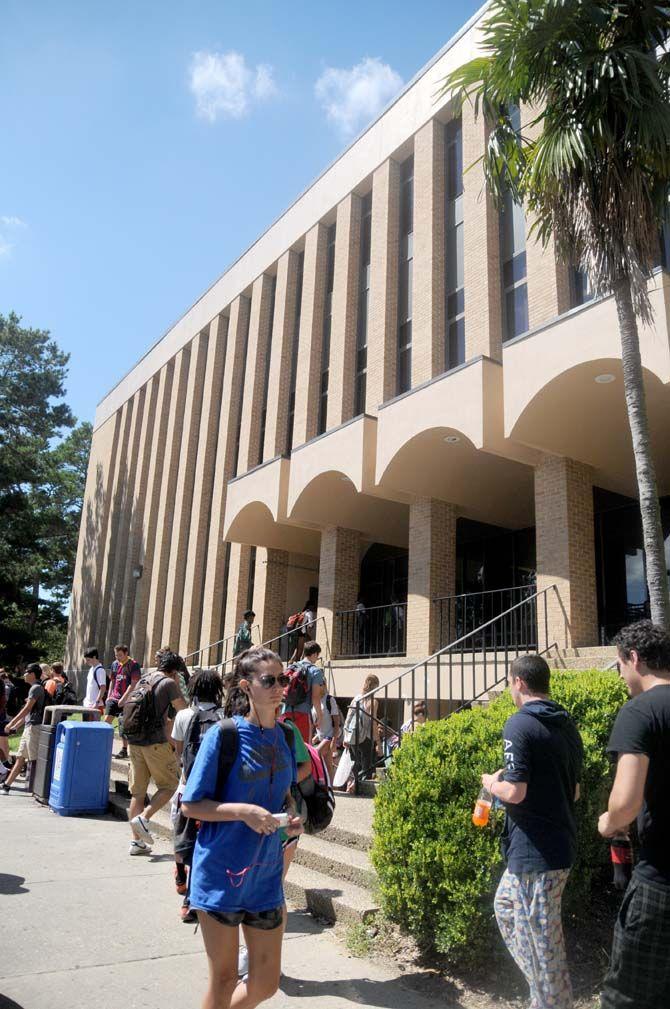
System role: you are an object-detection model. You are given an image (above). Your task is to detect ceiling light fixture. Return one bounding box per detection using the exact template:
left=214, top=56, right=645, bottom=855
left=595, top=373, right=615, bottom=384
left=444, top=435, right=460, bottom=444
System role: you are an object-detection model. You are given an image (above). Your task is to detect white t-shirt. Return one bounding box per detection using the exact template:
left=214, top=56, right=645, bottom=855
left=83, top=663, right=106, bottom=708
left=313, top=694, right=341, bottom=739
left=171, top=702, right=224, bottom=786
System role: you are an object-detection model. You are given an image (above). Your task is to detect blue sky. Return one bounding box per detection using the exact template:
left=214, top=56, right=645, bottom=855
left=0, top=0, right=482, bottom=425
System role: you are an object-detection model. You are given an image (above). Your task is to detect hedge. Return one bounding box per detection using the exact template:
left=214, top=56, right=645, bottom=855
left=371, top=669, right=627, bottom=965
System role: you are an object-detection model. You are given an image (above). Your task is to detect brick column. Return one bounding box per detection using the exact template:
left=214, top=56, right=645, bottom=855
left=162, top=330, right=210, bottom=649
left=237, top=273, right=275, bottom=472
left=253, top=548, right=289, bottom=644
left=406, top=499, right=457, bottom=658
left=117, top=373, right=160, bottom=649
left=144, top=347, right=192, bottom=661
left=200, top=296, right=252, bottom=652
left=535, top=455, right=598, bottom=649
left=462, top=104, right=503, bottom=362
left=179, top=314, right=229, bottom=657
left=318, top=527, right=360, bottom=657
left=263, top=250, right=300, bottom=460
left=521, top=105, right=572, bottom=329
left=292, top=223, right=328, bottom=446
left=367, top=158, right=400, bottom=412
left=130, top=361, right=174, bottom=666
left=328, top=193, right=362, bottom=427
left=413, top=119, right=446, bottom=384
left=223, top=543, right=253, bottom=642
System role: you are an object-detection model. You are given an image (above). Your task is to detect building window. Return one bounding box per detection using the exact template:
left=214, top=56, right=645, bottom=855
left=257, top=276, right=277, bottom=466
left=354, top=192, right=372, bottom=417
left=317, top=223, right=337, bottom=435
left=500, top=107, right=528, bottom=343
left=286, top=252, right=304, bottom=453
left=571, top=268, right=594, bottom=307
left=232, top=297, right=252, bottom=475
left=246, top=546, right=257, bottom=613
left=397, top=156, right=414, bottom=395
left=445, top=118, right=464, bottom=369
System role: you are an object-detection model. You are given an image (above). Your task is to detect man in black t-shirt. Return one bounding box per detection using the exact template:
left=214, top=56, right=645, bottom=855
left=600, top=620, right=670, bottom=1009
left=481, top=654, right=583, bottom=1009
left=2, top=663, right=47, bottom=793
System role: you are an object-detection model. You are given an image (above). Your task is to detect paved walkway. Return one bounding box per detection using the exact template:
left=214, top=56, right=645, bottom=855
left=1, top=787, right=459, bottom=1009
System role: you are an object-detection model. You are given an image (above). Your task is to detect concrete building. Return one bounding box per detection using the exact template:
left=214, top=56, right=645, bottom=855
left=66, top=8, right=670, bottom=702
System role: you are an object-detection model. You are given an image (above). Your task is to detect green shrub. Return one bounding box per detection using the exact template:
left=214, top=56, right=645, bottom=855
left=371, top=669, right=627, bottom=965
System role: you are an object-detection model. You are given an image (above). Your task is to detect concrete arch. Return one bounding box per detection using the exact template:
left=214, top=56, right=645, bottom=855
left=224, top=499, right=320, bottom=554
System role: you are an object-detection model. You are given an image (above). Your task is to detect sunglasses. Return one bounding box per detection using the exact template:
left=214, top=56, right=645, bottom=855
left=256, top=673, right=290, bottom=689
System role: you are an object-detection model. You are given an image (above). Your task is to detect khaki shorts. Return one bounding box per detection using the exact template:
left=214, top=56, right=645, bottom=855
left=128, top=742, right=179, bottom=798
left=17, top=724, right=39, bottom=761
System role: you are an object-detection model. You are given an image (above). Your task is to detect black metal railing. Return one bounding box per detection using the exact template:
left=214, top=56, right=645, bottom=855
left=217, top=615, right=334, bottom=686
left=344, top=585, right=556, bottom=790
left=434, top=584, right=538, bottom=651
left=335, top=603, right=407, bottom=658
left=184, top=624, right=261, bottom=669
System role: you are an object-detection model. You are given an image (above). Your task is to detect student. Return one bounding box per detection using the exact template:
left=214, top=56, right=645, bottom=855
left=599, top=621, right=670, bottom=1009
left=82, top=648, right=107, bottom=710
left=104, top=644, right=141, bottom=758
left=0, top=671, right=12, bottom=778
left=342, top=673, right=380, bottom=793
left=481, top=655, right=583, bottom=1009
left=289, top=601, right=315, bottom=662
left=181, top=647, right=303, bottom=1009
left=2, top=664, right=47, bottom=793
left=233, top=611, right=256, bottom=658
left=312, top=684, right=341, bottom=782
left=401, top=701, right=428, bottom=734
left=281, top=641, right=325, bottom=744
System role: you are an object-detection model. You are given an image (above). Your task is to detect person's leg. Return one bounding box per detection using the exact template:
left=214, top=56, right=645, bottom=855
left=601, top=875, right=670, bottom=1009
left=3, top=726, right=35, bottom=789
left=282, top=839, right=298, bottom=882
left=524, top=869, right=572, bottom=1009
left=196, top=911, right=241, bottom=1009
left=232, top=913, right=284, bottom=1009
left=127, top=747, right=152, bottom=835
left=494, top=870, right=542, bottom=1008
left=3, top=754, right=26, bottom=787
left=139, top=743, right=180, bottom=819
left=316, top=737, right=334, bottom=781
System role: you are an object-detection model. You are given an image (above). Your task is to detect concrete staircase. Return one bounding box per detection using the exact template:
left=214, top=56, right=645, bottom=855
left=549, top=646, right=617, bottom=670
left=107, top=755, right=378, bottom=926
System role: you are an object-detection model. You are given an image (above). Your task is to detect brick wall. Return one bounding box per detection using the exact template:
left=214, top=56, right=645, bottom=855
left=319, top=527, right=360, bottom=656
left=413, top=119, right=446, bottom=384
left=292, top=223, right=328, bottom=445
left=406, top=498, right=457, bottom=657
left=367, top=158, right=400, bottom=410
left=328, top=193, right=362, bottom=427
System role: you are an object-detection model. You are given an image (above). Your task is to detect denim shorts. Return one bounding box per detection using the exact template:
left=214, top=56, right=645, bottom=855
left=202, top=906, right=284, bottom=930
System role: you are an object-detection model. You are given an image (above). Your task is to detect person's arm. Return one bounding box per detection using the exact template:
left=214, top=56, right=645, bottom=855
left=282, top=787, right=304, bottom=838
left=171, top=696, right=187, bottom=713
left=311, top=683, right=323, bottom=730
left=6, top=696, right=35, bottom=733
left=482, top=769, right=528, bottom=805
left=598, top=752, right=649, bottom=838
left=95, top=668, right=106, bottom=706
left=331, top=704, right=342, bottom=754
left=180, top=798, right=281, bottom=832
left=483, top=715, right=530, bottom=805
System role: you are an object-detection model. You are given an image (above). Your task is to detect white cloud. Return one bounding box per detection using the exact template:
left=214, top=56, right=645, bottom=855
left=0, top=239, right=12, bottom=257
left=315, top=57, right=403, bottom=138
left=189, top=50, right=278, bottom=122
left=0, top=215, right=26, bottom=229
left=0, top=215, right=27, bottom=260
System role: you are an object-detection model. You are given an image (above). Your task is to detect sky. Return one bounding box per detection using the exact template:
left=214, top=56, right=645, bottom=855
left=0, top=0, right=483, bottom=426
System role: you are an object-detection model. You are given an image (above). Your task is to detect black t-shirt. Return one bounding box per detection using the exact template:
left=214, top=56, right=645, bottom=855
left=26, top=683, right=46, bottom=725
left=607, top=684, right=670, bottom=885
left=501, top=699, right=584, bottom=874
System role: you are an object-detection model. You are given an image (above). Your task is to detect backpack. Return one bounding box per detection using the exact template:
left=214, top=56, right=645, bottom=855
left=286, top=611, right=304, bottom=632
left=173, top=718, right=297, bottom=864
left=282, top=661, right=310, bottom=708
left=53, top=680, right=78, bottom=706
left=182, top=706, right=224, bottom=781
left=295, top=743, right=335, bottom=834
left=122, top=673, right=166, bottom=743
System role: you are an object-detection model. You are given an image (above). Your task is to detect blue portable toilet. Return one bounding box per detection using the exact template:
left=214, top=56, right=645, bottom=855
left=49, top=721, right=114, bottom=816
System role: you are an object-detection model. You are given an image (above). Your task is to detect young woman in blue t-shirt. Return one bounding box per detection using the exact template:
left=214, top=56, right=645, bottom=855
left=181, top=647, right=303, bottom=1009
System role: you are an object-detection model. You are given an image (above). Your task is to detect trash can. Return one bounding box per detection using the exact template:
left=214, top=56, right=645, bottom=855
left=32, top=705, right=101, bottom=805
left=48, top=721, right=114, bottom=816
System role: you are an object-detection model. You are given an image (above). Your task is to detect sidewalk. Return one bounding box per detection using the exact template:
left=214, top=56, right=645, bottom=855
left=1, top=787, right=461, bottom=1009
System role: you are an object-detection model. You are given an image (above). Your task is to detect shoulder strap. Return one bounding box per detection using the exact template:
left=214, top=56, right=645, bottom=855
left=214, top=718, right=240, bottom=799
left=277, top=718, right=296, bottom=757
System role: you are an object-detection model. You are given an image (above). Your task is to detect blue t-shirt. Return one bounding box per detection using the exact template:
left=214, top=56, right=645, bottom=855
left=282, top=660, right=326, bottom=715
left=182, top=715, right=296, bottom=913
left=500, top=700, right=583, bottom=875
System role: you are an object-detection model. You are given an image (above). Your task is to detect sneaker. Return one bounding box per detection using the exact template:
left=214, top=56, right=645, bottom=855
left=131, top=814, right=154, bottom=845
left=180, top=900, right=197, bottom=924
left=1, top=782, right=10, bottom=794
left=238, top=945, right=248, bottom=977
left=117, top=748, right=129, bottom=759
left=129, top=839, right=152, bottom=856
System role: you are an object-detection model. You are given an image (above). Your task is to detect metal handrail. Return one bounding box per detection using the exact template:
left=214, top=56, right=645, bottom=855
left=184, top=624, right=261, bottom=668
left=432, top=583, right=536, bottom=604
left=345, top=584, right=557, bottom=791
left=433, top=583, right=537, bottom=652
left=335, top=602, right=407, bottom=659
left=216, top=614, right=332, bottom=679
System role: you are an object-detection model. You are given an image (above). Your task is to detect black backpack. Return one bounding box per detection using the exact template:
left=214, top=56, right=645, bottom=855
left=282, top=662, right=310, bottom=708
left=122, top=673, right=165, bottom=743
left=182, top=707, right=224, bottom=781
left=173, top=718, right=297, bottom=865
left=53, top=681, right=78, bottom=706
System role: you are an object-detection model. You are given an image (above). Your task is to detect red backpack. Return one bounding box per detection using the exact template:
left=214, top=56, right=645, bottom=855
left=286, top=611, right=304, bottom=631
left=282, top=662, right=310, bottom=708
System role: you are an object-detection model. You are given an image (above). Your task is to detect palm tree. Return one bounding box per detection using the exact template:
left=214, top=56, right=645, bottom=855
left=442, top=0, right=670, bottom=629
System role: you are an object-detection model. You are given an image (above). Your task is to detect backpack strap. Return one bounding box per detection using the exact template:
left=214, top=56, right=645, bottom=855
left=214, top=718, right=240, bottom=799
left=277, top=719, right=296, bottom=758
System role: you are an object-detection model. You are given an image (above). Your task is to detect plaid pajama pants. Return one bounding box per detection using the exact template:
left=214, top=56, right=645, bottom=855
left=494, top=867, right=573, bottom=1009
left=601, top=873, right=670, bottom=1009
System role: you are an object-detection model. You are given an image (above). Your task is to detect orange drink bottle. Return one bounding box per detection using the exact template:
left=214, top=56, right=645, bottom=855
left=472, top=787, right=492, bottom=827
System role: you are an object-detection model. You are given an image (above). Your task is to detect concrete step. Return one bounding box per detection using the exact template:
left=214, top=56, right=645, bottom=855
left=294, top=833, right=377, bottom=891
left=560, top=646, right=617, bottom=658
left=551, top=656, right=617, bottom=671
left=283, top=861, right=378, bottom=925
